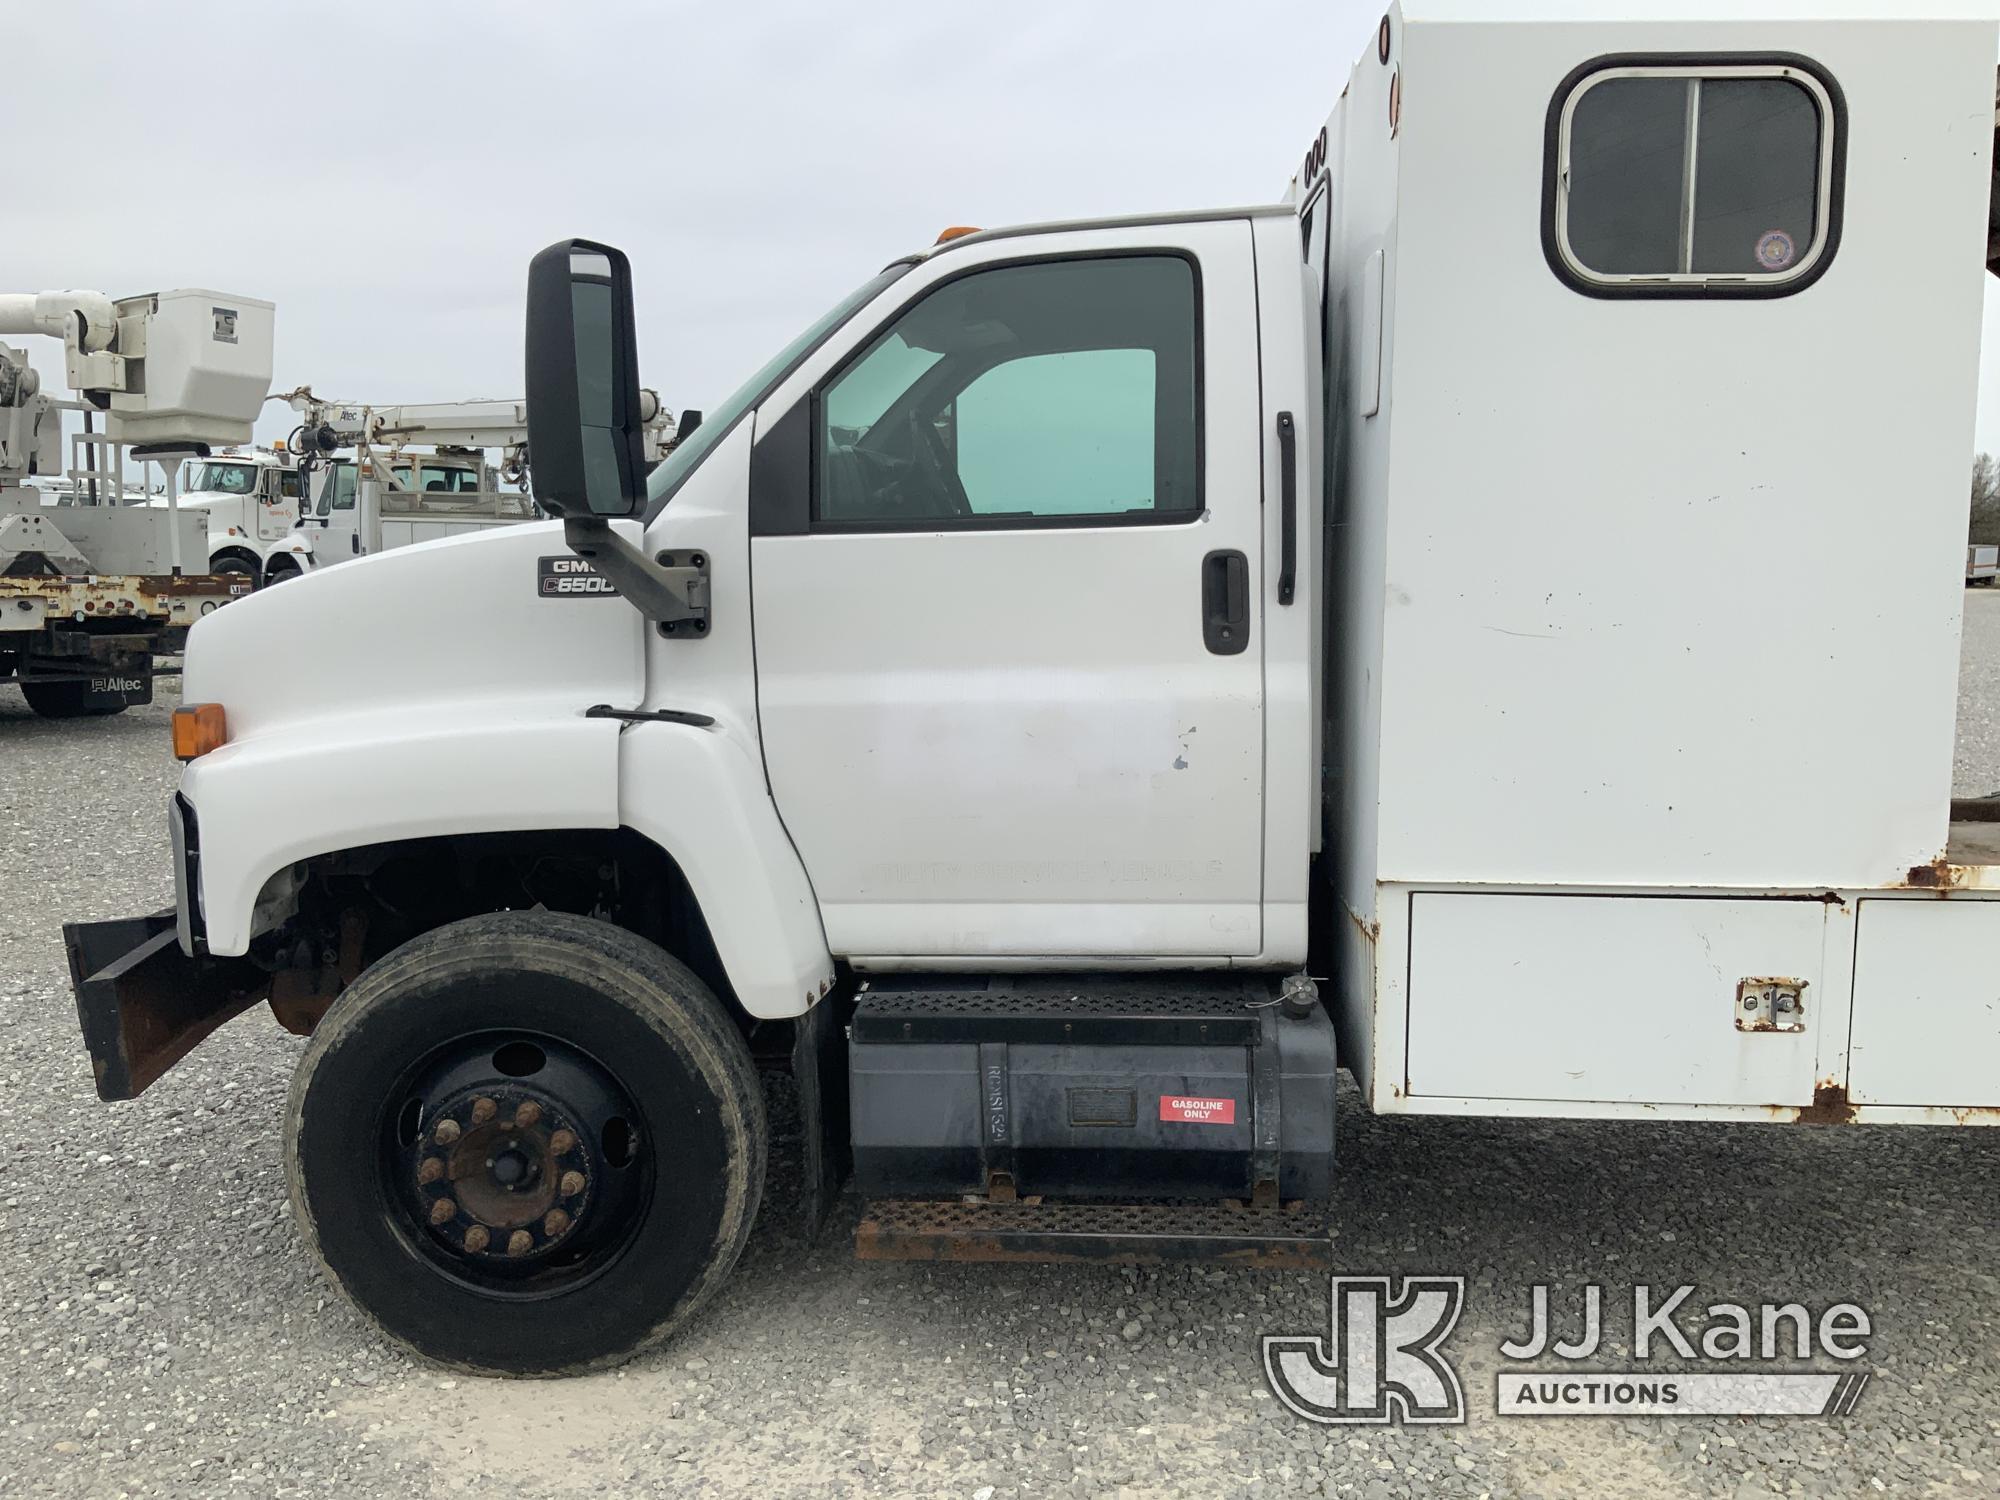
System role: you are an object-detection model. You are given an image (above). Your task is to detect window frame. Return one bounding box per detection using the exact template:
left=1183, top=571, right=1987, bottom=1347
left=1541, top=51, right=1846, bottom=300
left=804, top=248, right=1207, bottom=534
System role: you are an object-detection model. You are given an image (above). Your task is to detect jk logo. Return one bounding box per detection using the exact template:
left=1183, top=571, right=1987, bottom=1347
left=1263, top=1276, right=1467, bottom=1425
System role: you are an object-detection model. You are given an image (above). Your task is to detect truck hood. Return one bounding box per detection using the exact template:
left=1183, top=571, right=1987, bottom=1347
left=182, top=521, right=647, bottom=743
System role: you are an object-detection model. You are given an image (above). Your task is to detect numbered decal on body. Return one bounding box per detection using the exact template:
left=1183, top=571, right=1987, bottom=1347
left=537, top=556, right=619, bottom=597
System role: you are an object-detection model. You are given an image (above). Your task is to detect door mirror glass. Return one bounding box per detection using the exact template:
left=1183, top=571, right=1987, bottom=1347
left=524, top=238, right=647, bottom=518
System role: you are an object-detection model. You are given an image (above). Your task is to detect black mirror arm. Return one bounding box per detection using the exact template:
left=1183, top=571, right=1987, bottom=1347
left=561, top=515, right=710, bottom=635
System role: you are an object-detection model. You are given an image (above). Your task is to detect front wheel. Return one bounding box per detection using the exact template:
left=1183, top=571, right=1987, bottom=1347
left=285, top=912, right=766, bottom=1375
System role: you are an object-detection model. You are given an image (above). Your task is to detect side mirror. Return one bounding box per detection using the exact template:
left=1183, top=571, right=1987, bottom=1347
left=524, top=238, right=647, bottom=519
left=522, top=237, right=711, bottom=636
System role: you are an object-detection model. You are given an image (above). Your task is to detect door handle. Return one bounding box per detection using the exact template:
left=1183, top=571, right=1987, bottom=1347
left=1276, top=410, right=1297, bottom=606
left=1202, top=548, right=1249, bottom=655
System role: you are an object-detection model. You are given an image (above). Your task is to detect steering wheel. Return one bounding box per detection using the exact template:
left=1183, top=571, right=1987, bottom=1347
left=910, top=412, right=973, bottom=518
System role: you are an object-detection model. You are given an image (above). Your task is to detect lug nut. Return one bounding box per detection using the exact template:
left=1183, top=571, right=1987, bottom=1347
left=543, top=1209, right=571, bottom=1237
left=433, top=1118, right=462, bottom=1146
left=513, top=1100, right=542, bottom=1129
left=559, top=1170, right=586, bottom=1198
left=549, top=1128, right=577, bottom=1156
left=463, top=1224, right=490, bottom=1253
left=507, top=1229, right=534, bottom=1257
left=429, top=1198, right=458, bottom=1227
left=416, top=1157, right=445, bottom=1186
left=469, top=1097, right=498, bottom=1125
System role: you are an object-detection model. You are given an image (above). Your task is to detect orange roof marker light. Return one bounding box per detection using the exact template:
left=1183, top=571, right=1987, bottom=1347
left=172, top=702, right=228, bottom=761
left=934, top=226, right=982, bottom=245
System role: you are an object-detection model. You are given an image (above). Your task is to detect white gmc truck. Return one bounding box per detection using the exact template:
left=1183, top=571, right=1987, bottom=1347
left=63, top=2, right=2000, bottom=1377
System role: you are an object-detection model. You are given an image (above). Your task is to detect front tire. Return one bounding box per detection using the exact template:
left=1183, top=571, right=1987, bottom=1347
left=285, top=912, right=765, bottom=1376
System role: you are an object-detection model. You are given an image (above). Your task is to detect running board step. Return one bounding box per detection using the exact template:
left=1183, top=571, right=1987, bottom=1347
left=854, top=1197, right=1334, bottom=1269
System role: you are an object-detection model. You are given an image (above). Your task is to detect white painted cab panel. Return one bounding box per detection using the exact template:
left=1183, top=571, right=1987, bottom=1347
left=179, top=523, right=643, bottom=954
left=615, top=721, right=834, bottom=1019
left=622, top=416, right=836, bottom=1019
left=750, top=221, right=1269, bottom=959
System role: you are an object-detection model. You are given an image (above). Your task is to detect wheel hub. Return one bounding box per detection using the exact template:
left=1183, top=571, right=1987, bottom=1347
left=411, top=1086, right=593, bottom=1261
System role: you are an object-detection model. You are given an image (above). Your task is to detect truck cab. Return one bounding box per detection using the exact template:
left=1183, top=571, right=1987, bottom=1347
left=60, top=1, right=2000, bottom=1377
left=164, top=447, right=303, bottom=584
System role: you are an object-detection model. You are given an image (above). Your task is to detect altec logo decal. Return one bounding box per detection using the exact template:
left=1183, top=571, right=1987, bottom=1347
left=1160, top=1095, right=1235, bottom=1124
left=538, top=556, right=619, bottom=596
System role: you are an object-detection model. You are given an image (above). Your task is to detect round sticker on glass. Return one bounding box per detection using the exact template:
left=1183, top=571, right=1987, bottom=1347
left=1754, top=229, right=1798, bottom=272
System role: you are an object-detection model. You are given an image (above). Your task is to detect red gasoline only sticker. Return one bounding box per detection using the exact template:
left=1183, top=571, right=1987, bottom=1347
left=1160, top=1095, right=1236, bottom=1124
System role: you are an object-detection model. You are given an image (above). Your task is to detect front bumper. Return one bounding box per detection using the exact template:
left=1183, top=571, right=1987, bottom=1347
left=62, top=910, right=270, bottom=1102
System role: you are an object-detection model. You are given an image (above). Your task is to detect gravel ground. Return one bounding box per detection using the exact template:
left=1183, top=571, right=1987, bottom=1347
left=2, top=604, right=1998, bottom=1500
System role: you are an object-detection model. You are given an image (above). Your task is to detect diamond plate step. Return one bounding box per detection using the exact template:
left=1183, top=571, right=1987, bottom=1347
left=855, top=1196, right=1334, bottom=1268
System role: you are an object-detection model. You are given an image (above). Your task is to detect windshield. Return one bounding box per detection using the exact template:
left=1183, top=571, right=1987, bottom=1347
left=644, top=263, right=911, bottom=519
left=184, top=462, right=259, bottom=496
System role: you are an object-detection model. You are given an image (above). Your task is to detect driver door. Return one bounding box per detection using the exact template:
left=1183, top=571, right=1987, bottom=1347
left=256, top=467, right=301, bottom=541
left=310, top=461, right=359, bottom=561
left=748, top=221, right=1267, bottom=959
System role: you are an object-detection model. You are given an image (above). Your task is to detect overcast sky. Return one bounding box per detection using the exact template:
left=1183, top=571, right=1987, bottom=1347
left=13, top=0, right=2000, bottom=459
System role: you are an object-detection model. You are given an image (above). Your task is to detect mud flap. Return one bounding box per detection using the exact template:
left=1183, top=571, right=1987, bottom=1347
left=63, top=911, right=270, bottom=1101
left=792, top=993, right=851, bottom=1239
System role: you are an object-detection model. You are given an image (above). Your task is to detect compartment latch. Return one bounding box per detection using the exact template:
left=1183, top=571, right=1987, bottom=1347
left=1736, top=977, right=1807, bottom=1033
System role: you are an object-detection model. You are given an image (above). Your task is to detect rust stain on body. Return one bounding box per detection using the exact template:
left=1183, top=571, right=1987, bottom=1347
left=1793, top=1080, right=1858, bottom=1125
left=1904, top=857, right=1965, bottom=891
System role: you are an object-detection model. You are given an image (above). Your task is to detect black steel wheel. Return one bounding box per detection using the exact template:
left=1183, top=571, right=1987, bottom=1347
left=285, top=911, right=765, bottom=1375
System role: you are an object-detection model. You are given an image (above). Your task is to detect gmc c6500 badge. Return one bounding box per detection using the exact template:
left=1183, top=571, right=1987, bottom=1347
left=538, top=556, right=619, bottom=596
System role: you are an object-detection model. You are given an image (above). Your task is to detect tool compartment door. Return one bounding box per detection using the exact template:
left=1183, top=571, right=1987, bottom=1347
left=1405, top=893, right=1828, bottom=1106
left=1848, top=899, right=2000, bottom=1108
left=749, top=221, right=1266, bottom=958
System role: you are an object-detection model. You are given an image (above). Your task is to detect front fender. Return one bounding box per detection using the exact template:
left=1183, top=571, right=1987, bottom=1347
left=184, top=705, right=623, bottom=954
left=618, top=719, right=834, bottom=1019
left=183, top=707, right=835, bottom=1022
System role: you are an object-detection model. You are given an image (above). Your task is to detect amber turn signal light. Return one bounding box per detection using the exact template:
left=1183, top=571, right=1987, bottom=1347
left=171, top=702, right=228, bottom=761
left=933, top=225, right=981, bottom=244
